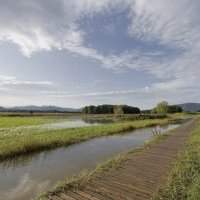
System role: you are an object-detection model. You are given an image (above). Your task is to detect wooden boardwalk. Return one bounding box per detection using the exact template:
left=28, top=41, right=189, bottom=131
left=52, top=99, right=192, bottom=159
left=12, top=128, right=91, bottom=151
left=49, top=119, right=196, bottom=200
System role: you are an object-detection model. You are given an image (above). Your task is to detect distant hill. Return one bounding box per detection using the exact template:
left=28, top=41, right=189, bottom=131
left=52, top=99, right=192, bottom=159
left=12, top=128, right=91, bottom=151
left=177, top=103, right=200, bottom=112
left=0, top=105, right=81, bottom=113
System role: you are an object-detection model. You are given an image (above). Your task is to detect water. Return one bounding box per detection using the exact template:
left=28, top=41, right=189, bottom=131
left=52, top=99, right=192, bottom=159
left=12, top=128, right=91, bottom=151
left=40, top=119, right=102, bottom=130
left=0, top=124, right=180, bottom=200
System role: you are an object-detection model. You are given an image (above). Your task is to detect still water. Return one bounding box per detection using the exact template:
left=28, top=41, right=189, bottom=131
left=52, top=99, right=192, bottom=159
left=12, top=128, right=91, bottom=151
left=0, top=124, right=180, bottom=200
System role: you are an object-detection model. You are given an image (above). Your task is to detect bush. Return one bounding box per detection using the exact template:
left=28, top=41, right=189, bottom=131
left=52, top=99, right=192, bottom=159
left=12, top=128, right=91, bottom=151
left=152, top=101, right=183, bottom=114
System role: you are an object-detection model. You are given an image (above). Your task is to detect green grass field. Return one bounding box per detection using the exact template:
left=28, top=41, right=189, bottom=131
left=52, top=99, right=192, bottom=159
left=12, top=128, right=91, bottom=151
left=155, top=117, right=200, bottom=200
left=0, top=116, right=63, bottom=128
left=0, top=116, right=175, bottom=161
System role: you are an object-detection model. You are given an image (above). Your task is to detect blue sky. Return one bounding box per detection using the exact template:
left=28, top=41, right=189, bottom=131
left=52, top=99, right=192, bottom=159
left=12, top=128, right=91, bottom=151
left=0, top=0, right=199, bottom=109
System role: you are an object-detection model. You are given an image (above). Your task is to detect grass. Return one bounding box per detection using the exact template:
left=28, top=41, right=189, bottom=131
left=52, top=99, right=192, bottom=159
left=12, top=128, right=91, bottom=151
left=155, top=117, right=200, bottom=200
left=0, top=116, right=63, bottom=128
left=0, top=117, right=177, bottom=161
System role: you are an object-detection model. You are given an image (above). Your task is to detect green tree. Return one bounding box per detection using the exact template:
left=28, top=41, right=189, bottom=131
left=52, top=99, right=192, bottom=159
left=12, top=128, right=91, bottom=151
left=154, top=101, right=169, bottom=114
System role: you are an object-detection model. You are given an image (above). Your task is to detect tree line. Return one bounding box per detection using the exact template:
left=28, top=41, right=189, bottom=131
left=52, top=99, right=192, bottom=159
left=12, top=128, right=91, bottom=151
left=82, top=105, right=141, bottom=114
left=83, top=101, right=183, bottom=115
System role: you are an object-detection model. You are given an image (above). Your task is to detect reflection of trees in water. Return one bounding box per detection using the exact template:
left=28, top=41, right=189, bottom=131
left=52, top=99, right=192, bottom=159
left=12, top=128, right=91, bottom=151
left=0, top=155, right=35, bottom=170
left=82, top=114, right=167, bottom=125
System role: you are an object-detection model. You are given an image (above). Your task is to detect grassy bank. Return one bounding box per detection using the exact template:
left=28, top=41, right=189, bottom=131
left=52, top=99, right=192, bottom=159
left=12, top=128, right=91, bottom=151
left=0, top=118, right=174, bottom=161
left=155, top=117, right=200, bottom=200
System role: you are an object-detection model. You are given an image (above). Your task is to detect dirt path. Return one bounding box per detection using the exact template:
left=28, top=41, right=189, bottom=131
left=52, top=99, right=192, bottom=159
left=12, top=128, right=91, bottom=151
left=49, top=119, right=196, bottom=200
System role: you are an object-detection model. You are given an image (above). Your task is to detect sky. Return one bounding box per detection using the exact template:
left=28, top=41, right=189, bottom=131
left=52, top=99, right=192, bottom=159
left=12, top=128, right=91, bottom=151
left=0, top=0, right=200, bottom=109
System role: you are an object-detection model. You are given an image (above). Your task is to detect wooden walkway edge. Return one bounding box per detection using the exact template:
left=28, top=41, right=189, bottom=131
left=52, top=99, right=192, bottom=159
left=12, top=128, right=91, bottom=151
left=49, top=119, right=196, bottom=200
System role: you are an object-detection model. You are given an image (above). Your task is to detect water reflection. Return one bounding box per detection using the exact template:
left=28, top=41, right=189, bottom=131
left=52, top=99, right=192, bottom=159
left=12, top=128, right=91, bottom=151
left=40, top=119, right=102, bottom=130
left=0, top=124, right=180, bottom=200
left=0, top=150, right=53, bottom=170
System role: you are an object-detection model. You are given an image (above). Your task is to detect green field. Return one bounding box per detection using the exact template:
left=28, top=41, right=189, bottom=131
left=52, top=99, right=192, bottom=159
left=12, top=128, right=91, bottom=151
left=155, top=117, right=200, bottom=200
left=0, top=115, right=177, bottom=161
left=0, top=116, right=64, bottom=128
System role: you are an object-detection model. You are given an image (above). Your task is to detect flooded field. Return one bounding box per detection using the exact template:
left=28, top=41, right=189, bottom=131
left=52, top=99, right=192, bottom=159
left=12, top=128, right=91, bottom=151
left=0, top=123, right=180, bottom=200
left=39, top=118, right=105, bottom=130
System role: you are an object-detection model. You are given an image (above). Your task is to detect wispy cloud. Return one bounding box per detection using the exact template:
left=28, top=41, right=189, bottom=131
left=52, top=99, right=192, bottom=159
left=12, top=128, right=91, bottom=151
left=0, top=75, right=54, bottom=94
left=0, top=75, right=52, bottom=86
left=41, top=89, right=143, bottom=98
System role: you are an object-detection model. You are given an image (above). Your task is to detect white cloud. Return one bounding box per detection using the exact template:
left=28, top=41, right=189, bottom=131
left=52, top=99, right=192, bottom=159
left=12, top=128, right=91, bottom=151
left=0, top=0, right=117, bottom=56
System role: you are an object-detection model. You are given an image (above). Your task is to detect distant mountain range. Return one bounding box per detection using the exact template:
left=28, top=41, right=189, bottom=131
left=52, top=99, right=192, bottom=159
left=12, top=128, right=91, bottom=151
left=177, top=103, right=200, bottom=112
left=0, top=105, right=81, bottom=113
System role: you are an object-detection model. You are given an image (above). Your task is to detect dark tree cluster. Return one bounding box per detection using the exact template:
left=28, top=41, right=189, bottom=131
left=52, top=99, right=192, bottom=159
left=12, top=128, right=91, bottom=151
left=167, top=105, right=183, bottom=113
left=119, top=105, right=141, bottom=114
left=82, top=105, right=114, bottom=114
left=82, top=105, right=141, bottom=114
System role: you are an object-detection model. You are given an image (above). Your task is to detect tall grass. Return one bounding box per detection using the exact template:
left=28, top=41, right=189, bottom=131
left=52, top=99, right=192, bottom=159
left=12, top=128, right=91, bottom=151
left=155, top=118, right=200, bottom=200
